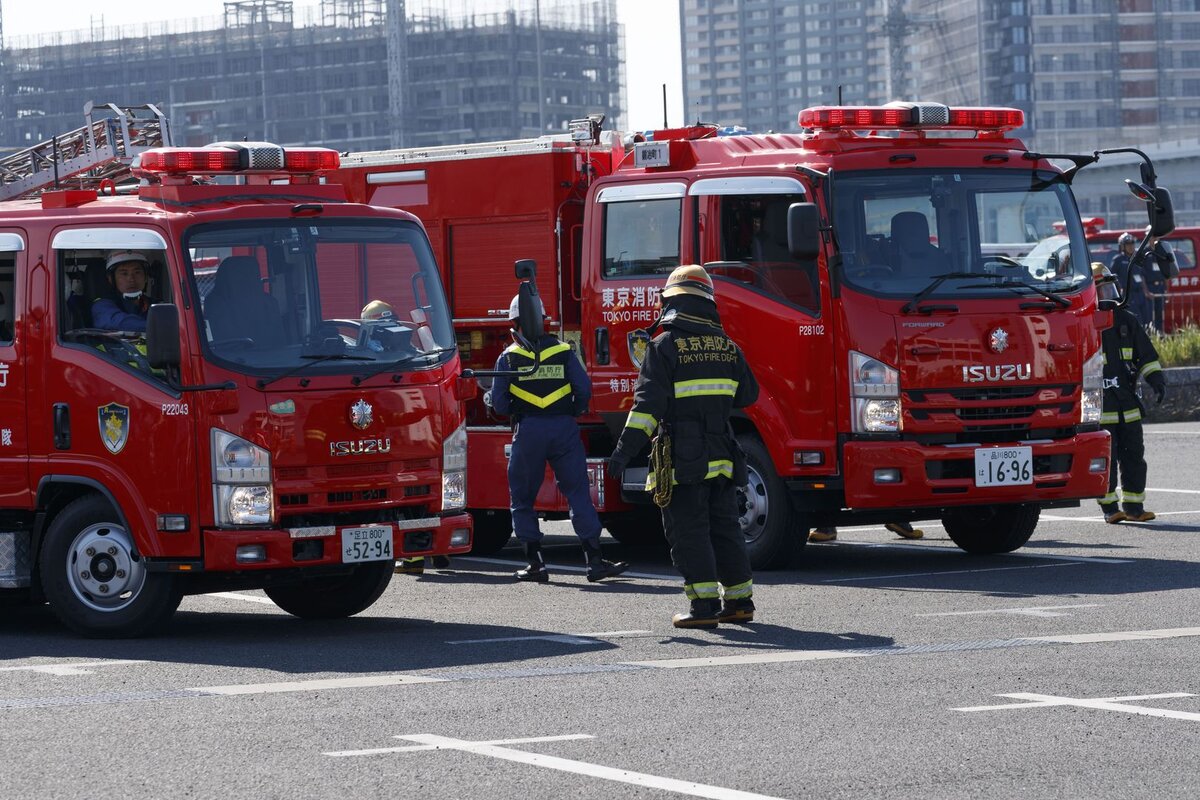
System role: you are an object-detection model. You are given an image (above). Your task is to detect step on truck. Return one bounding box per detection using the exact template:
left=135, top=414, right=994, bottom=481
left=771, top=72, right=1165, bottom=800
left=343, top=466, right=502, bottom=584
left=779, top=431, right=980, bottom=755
left=0, top=104, right=473, bottom=636
left=332, top=103, right=1174, bottom=569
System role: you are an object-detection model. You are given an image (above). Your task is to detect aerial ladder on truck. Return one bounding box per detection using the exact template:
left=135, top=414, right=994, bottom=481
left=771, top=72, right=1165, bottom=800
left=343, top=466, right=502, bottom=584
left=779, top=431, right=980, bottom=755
left=0, top=102, right=172, bottom=201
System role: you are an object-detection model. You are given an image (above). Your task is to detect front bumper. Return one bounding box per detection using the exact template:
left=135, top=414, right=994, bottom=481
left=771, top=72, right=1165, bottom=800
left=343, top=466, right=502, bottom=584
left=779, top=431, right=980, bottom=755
left=198, top=512, right=474, bottom=571
left=842, top=430, right=1111, bottom=509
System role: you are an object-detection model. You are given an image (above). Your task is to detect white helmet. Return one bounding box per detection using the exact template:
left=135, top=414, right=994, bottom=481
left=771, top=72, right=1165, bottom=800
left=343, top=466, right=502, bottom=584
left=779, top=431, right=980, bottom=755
left=507, top=293, right=544, bottom=321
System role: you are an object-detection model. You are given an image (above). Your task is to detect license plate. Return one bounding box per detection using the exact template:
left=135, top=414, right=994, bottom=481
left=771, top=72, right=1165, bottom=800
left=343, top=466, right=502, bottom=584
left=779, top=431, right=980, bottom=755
left=974, top=446, right=1033, bottom=487
left=340, top=525, right=394, bottom=563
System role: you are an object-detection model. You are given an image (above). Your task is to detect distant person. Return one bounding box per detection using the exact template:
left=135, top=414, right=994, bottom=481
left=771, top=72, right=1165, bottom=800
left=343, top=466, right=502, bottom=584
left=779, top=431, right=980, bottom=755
left=808, top=522, right=924, bottom=543
left=1110, top=233, right=1152, bottom=329
left=1092, top=262, right=1165, bottom=524
left=93, top=251, right=156, bottom=332
left=1139, top=229, right=1178, bottom=334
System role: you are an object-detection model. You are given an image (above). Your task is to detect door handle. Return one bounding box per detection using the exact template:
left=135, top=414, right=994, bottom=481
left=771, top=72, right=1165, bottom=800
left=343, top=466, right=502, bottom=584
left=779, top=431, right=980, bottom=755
left=53, top=403, right=71, bottom=450
left=595, top=327, right=610, bottom=365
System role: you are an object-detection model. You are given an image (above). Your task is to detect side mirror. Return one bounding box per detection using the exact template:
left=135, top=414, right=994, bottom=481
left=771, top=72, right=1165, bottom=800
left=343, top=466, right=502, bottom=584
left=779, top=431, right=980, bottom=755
left=516, top=280, right=544, bottom=345
left=146, top=303, right=180, bottom=369
left=1149, top=187, right=1175, bottom=238
left=1098, top=298, right=1118, bottom=312
left=787, top=202, right=821, bottom=260
left=515, top=259, right=537, bottom=281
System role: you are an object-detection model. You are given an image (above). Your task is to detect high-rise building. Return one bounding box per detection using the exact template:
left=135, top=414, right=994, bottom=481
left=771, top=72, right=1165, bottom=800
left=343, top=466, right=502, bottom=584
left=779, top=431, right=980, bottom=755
left=680, top=0, right=886, bottom=133
left=0, top=0, right=624, bottom=152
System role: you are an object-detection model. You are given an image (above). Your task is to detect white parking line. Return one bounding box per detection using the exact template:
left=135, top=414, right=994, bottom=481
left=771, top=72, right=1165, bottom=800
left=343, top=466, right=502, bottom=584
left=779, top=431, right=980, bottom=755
left=191, top=674, right=447, bottom=695
left=830, top=540, right=1133, bottom=564
left=326, top=733, right=594, bottom=758
left=457, top=556, right=676, bottom=581
left=447, top=630, right=652, bottom=646
left=201, top=591, right=278, bottom=605
left=0, top=660, right=146, bottom=676
left=956, top=692, right=1200, bottom=722
left=917, top=604, right=1102, bottom=618
left=1146, top=487, right=1200, bottom=494
left=335, top=733, right=790, bottom=800
left=824, top=562, right=1074, bottom=583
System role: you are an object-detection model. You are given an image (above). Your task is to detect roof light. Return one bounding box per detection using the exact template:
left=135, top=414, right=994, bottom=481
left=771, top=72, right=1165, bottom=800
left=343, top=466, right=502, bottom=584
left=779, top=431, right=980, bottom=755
left=283, top=148, right=341, bottom=172
left=138, top=148, right=240, bottom=174
left=799, top=103, right=1024, bottom=132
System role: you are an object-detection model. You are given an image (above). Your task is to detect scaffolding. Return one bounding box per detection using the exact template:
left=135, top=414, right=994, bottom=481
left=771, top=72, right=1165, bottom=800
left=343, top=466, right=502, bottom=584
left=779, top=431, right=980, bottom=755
left=0, top=0, right=621, bottom=152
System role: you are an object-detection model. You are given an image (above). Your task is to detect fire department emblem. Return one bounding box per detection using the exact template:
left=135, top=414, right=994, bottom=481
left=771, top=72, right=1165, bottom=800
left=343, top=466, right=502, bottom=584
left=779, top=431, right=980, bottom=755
left=627, top=329, right=650, bottom=368
left=988, top=328, right=1010, bottom=354
left=97, top=403, right=130, bottom=455
left=349, top=398, right=374, bottom=430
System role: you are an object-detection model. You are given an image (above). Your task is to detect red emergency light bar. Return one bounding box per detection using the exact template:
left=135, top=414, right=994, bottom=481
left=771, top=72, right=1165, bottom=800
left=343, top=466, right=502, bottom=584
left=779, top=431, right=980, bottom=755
left=136, top=145, right=340, bottom=175
left=799, top=103, right=1025, bottom=132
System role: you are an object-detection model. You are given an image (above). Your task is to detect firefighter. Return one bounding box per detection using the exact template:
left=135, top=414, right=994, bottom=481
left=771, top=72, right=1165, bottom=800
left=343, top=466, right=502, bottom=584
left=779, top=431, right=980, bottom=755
left=484, top=295, right=630, bottom=583
left=93, top=251, right=157, bottom=332
left=1093, top=262, right=1166, bottom=524
left=607, top=265, right=759, bottom=629
left=1109, top=233, right=1152, bottom=329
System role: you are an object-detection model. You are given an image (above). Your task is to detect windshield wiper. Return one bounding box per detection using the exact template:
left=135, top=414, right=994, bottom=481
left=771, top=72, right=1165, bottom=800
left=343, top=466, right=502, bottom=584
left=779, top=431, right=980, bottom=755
left=351, top=346, right=457, bottom=386
left=901, top=272, right=993, bottom=314
left=257, top=352, right=374, bottom=390
left=957, top=280, right=1072, bottom=309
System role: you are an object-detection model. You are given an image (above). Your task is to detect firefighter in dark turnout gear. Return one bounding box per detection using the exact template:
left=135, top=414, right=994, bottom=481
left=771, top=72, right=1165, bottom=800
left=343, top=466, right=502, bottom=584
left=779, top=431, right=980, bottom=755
left=1093, top=263, right=1166, bottom=524
left=485, top=295, right=630, bottom=582
left=608, top=265, right=759, bottom=629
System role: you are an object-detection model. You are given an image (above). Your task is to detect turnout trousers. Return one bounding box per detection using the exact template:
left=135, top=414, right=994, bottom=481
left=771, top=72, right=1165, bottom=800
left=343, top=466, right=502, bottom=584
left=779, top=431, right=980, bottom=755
left=507, top=414, right=602, bottom=544
left=660, top=477, right=753, bottom=602
left=1103, top=419, right=1148, bottom=509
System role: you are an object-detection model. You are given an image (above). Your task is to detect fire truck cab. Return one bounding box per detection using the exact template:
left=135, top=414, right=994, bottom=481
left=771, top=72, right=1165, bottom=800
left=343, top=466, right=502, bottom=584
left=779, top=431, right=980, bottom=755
left=0, top=105, right=472, bottom=637
left=334, top=102, right=1172, bottom=569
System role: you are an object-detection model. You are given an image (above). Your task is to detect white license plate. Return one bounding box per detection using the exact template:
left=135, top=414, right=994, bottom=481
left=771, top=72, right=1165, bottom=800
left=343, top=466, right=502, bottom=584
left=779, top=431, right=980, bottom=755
left=974, top=446, right=1033, bottom=487
left=340, top=525, right=394, bottom=563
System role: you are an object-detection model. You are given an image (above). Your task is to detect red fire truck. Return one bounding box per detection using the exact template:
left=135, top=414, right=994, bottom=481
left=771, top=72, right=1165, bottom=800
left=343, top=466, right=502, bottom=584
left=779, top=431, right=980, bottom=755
left=0, top=105, right=472, bottom=636
left=333, top=103, right=1170, bottom=569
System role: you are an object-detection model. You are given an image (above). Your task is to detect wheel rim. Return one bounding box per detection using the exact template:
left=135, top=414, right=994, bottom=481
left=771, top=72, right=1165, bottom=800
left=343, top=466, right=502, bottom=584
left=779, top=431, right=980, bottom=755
left=64, top=523, right=146, bottom=612
left=736, top=465, right=770, bottom=544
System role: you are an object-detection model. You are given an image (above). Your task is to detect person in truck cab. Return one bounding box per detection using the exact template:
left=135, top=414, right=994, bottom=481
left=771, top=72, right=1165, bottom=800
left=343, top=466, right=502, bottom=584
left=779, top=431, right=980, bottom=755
left=608, top=265, right=759, bottom=629
left=93, top=251, right=156, bottom=332
left=1092, top=262, right=1166, bottom=525
left=484, top=295, right=630, bottom=584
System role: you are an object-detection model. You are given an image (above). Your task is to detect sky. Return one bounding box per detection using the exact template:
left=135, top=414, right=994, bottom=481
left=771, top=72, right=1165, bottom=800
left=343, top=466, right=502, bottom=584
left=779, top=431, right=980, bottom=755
left=2, top=0, right=684, bottom=131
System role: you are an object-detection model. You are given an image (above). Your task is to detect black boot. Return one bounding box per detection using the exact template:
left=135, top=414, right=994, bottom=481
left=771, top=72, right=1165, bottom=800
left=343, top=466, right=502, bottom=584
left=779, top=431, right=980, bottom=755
left=515, top=542, right=550, bottom=583
left=717, top=598, right=756, bottom=624
left=672, top=598, right=721, bottom=630
left=581, top=538, right=630, bottom=582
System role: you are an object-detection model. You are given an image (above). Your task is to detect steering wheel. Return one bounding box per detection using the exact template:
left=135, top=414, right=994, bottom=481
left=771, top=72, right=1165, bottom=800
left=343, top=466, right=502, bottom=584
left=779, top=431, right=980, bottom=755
left=64, top=329, right=155, bottom=371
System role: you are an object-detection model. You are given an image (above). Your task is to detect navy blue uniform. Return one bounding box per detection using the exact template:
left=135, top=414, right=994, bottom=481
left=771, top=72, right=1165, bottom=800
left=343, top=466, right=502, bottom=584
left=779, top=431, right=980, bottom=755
left=93, top=294, right=151, bottom=332
left=489, top=335, right=602, bottom=545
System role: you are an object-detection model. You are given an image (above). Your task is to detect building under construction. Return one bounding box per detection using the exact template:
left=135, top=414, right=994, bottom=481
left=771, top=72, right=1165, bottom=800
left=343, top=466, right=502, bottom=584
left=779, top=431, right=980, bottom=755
left=0, top=0, right=625, bottom=151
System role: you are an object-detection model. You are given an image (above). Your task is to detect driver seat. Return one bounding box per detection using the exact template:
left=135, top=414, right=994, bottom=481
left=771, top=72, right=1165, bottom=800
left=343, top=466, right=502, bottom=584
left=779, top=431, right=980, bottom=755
left=205, top=256, right=284, bottom=348
left=890, top=212, right=951, bottom=277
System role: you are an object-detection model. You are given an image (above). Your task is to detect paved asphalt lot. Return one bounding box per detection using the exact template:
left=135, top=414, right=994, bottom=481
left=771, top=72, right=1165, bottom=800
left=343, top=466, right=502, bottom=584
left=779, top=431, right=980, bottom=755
left=4, top=422, right=1200, bottom=799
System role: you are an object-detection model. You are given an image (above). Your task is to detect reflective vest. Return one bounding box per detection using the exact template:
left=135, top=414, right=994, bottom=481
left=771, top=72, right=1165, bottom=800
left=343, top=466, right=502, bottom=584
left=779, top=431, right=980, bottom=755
left=504, top=339, right=577, bottom=416
left=1100, top=307, right=1162, bottom=425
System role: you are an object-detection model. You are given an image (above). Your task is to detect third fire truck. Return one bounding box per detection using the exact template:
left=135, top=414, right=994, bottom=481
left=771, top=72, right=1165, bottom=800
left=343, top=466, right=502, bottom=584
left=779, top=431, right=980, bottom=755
left=333, top=103, right=1173, bottom=569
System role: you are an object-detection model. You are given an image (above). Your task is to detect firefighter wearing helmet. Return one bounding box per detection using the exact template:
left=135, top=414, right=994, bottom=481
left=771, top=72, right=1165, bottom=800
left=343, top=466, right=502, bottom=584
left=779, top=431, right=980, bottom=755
left=484, top=292, right=630, bottom=583
left=1109, top=231, right=1153, bottom=329
left=608, top=265, right=760, bottom=628
left=1092, top=262, right=1166, bottom=524
left=93, top=250, right=156, bottom=332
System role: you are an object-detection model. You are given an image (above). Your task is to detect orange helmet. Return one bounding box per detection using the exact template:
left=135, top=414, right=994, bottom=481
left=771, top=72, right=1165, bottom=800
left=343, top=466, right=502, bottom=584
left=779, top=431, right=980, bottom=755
left=662, top=264, right=715, bottom=302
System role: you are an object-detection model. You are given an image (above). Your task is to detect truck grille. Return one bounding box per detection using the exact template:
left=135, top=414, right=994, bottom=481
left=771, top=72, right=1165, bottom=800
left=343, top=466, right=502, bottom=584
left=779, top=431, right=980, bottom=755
left=926, top=453, right=1073, bottom=481
left=904, top=383, right=1079, bottom=442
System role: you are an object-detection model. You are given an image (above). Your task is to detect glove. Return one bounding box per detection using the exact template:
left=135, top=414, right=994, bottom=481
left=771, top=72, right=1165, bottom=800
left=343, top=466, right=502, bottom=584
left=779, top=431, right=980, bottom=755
left=483, top=390, right=493, bottom=408
left=607, top=454, right=629, bottom=477
left=1147, top=375, right=1166, bottom=405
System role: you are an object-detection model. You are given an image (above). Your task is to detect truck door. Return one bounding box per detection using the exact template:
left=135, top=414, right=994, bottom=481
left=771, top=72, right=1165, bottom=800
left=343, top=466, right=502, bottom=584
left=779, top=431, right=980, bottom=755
left=687, top=178, right=840, bottom=472
left=33, top=227, right=200, bottom=558
left=0, top=231, right=29, bottom=508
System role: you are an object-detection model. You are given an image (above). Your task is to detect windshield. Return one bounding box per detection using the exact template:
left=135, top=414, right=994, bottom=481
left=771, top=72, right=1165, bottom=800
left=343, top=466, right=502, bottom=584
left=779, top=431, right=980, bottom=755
left=832, top=169, right=1091, bottom=299
left=185, top=220, right=455, bottom=374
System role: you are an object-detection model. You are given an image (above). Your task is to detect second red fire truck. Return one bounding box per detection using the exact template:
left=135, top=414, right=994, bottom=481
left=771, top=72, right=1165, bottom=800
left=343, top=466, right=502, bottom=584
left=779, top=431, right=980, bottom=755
left=333, top=102, right=1173, bottom=569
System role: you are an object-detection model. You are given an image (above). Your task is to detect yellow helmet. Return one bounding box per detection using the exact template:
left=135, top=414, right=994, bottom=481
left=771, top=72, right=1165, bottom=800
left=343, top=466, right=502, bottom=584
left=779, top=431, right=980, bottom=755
left=662, top=264, right=715, bottom=302
left=1091, top=261, right=1119, bottom=302
left=361, top=299, right=395, bottom=320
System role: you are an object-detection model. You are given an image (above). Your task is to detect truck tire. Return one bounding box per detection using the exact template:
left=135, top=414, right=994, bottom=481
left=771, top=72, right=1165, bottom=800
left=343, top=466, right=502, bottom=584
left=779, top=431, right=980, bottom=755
left=602, top=510, right=666, bottom=548
left=39, top=495, right=180, bottom=638
left=942, top=503, right=1040, bottom=554
left=469, top=509, right=513, bottom=555
left=737, top=434, right=803, bottom=570
left=264, top=561, right=392, bottom=619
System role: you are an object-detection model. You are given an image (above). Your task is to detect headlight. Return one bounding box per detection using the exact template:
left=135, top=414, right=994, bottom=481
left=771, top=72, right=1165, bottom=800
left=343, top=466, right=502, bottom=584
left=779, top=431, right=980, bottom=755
left=212, top=429, right=273, bottom=526
left=850, top=351, right=901, bottom=433
left=1081, top=347, right=1104, bottom=425
left=441, top=422, right=467, bottom=511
